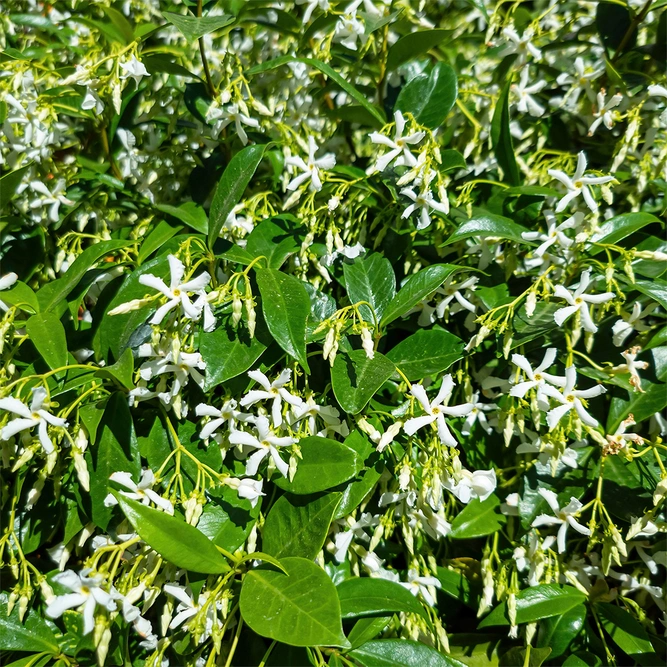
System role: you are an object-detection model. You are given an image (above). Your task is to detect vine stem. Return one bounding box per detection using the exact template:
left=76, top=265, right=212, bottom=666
left=196, top=0, right=216, bottom=98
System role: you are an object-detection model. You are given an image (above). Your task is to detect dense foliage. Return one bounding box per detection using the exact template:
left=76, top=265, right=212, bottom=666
left=0, top=0, right=666, bottom=665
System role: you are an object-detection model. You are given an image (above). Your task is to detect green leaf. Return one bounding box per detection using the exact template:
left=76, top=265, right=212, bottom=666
left=596, top=2, right=636, bottom=51
left=439, top=149, right=466, bottom=172
left=450, top=495, right=506, bottom=540
left=606, top=381, right=667, bottom=433
left=562, top=652, right=603, bottom=667
left=208, top=144, right=267, bottom=248
left=436, top=567, right=477, bottom=608
left=387, top=328, right=464, bottom=381
left=0, top=281, right=39, bottom=313
left=395, top=62, right=458, bottom=130
left=85, top=393, right=141, bottom=530
left=155, top=202, right=208, bottom=234
left=380, top=264, right=460, bottom=328
left=348, top=617, right=392, bottom=649
left=536, top=604, right=585, bottom=658
left=162, top=11, right=235, bottom=41
left=195, top=485, right=260, bottom=552
left=247, top=56, right=385, bottom=126
left=37, top=240, right=131, bottom=312
left=350, top=639, right=464, bottom=667
left=588, top=212, right=662, bottom=252
left=240, top=556, right=349, bottom=648
left=256, top=268, right=310, bottom=370
left=596, top=602, right=655, bottom=657
left=336, top=577, right=427, bottom=619
left=500, top=647, right=552, bottom=667
left=263, top=492, right=342, bottom=559
left=94, top=347, right=134, bottom=389
left=386, top=29, right=453, bottom=71
left=632, top=278, right=667, bottom=310
left=334, top=443, right=383, bottom=520
left=274, top=436, right=362, bottom=494
left=116, top=494, right=230, bottom=573
left=25, top=312, right=67, bottom=371
left=331, top=350, right=395, bottom=414
left=137, top=220, right=182, bottom=264
left=245, top=217, right=301, bottom=269
left=343, top=253, right=396, bottom=323
left=199, top=315, right=268, bottom=390
left=478, top=585, right=586, bottom=628
left=0, top=164, right=31, bottom=213
left=0, top=593, right=59, bottom=653
left=443, top=213, right=531, bottom=246
left=491, top=78, right=521, bottom=186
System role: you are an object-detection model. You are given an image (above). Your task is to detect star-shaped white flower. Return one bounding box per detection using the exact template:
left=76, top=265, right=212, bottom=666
left=224, top=477, right=265, bottom=507
left=0, top=387, right=68, bottom=453
left=400, top=187, right=449, bottom=230
left=509, top=348, right=565, bottom=401
left=588, top=89, right=623, bottom=135
left=541, top=365, right=606, bottom=430
left=552, top=269, right=614, bottom=333
left=370, top=111, right=425, bottom=172
left=119, top=56, right=149, bottom=87
left=522, top=210, right=583, bottom=257
left=285, top=137, right=336, bottom=192
left=400, top=568, right=442, bottom=607
left=229, top=416, right=296, bottom=478
left=240, top=369, right=302, bottom=428
left=403, top=375, right=473, bottom=446
left=30, top=179, right=73, bottom=223
left=513, top=67, right=547, bottom=117
left=548, top=152, right=614, bottom=213
left=611, top=302, right=654, bottom=347
left=195, top=399, right=253, bottom=440
left=104, top=469, right=173, bottom=514
left=208, top=102, right=260, bottom=145
left=531, top=488, right=590, bottom=553
left=443, top=468, right=497, bottom=505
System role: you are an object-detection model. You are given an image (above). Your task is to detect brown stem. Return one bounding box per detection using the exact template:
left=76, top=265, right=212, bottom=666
left=611, top=0, right=653, bottom=63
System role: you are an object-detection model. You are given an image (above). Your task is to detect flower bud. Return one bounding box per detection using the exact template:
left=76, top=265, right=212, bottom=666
left=361, top=327, right=374, bottom=359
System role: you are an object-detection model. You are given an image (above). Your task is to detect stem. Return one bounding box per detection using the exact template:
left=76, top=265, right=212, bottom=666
left=197, top=0, right=216, bottom=97
left=611, top=0, right=653, bottom=63
left=224, top=618, right=244, bottom=667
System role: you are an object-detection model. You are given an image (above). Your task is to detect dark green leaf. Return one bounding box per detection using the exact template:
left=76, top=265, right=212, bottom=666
left=240, top=556, right=349, bottom=647
left=632, top=278, right=667, bottom=310
left=25, top=312, right=67, bottom=371
left=450, top=495, right=506, bottom=539
left=162, top=11, right=235, bottom=41
left=343, top=253, right=396, bottom=323
left=348, top=617, right=392, bottom=649
left=337, top=577, right=427, bottom=619
left=387, top=328, right=464, bottom=380
left=386, top=29, right=453, bottom=71
left=137, top=220, right=182, bottom=264
left=94, top=347, right=134, bottom=389
left=0, top=165, right=31, bottom=213
left=589, top=212, right=662, bottom=252
left=596, top=2, right=636, bottom=51
left=536, top=604, right=585, bottom=658
left=156, top=202, right=208, bottom=234
left=500, top=647, right=552, bottom=667
left=331, top=350, right=395, bottom=414
left=443, top=213, right=531, bottom=246
left=596, top=602, right=654, bottom=657
left=606, top=381, right=667, bottom=433
left=436, top=567, right=477, bottom=608
left=0, top=593, right=59, bottom=653
left=245, top=218, right=301, bottom=269
left=491, top=78, right=521, bottom=186
left=350, top=639, right=464, bottom=666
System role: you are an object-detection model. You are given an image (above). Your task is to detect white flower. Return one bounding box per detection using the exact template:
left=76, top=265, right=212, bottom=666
left=648, top=84, right=667, bottom=99
left=606, top=415, right=644, bottom=452
left=400, top=187, right=449, bottom=230
left=291, top=397, right=346, bottom=437
left=531, top=488, right=591, bottom=553
left=400, top=568, right=441, bottom=607
left=0, top=273, right=18, bottom=291
left=195, top=399, right=253, bottom=440
left=513, top=67, right=546, bottom=117
left=461, top=393, right=494, bottom=435
left=612, top=302, right=654, bottom=346
left=163, top=585, right=201, bottom=630
left=333, top=513, right=377, bottom=562
left=208, top=102, right=260, bottom=145
left=501, top=492, right=521, bottom=516
left=139, top=349, right=207, bottom=396
left=498, top=24, right=541, bottom=62
left=516, top=436, right=579, bottom=469
left=46, top=569, right=117, bottom=635
left=104, top=469, right=173, bottom=514
left=0, top=387, right=68, bottom=453
left=588, top=89, right=623, bottom=135
left=509, top=348, right=564, bottom=402
left=30, top=179, right=73, bottom=223
left=119, top=56, right=149, bottom=86
left=620, top=346, right=649, bottom=393
left=522, top=210, right=582, bottom=257
left=541, top=366, right=606, bottom=430
left=228, top=416, right=296, bottom=478
left=224, top=477, right=265, bottom=507
left=240, top=369, right=302, bottom=428
left=285, top=137, right=336, bottom=192
left=556, top=57, right=603, bottom=108
left=333, top=14, right=366, bottom=51
left=369, top=111, right=425, bottom=172
left=548, top=152, right=614, bottom=213
left=552, top=269, right=615, bottom=333
left=443, top=468, right=497, bottom=504
left=295, top=0, right=329, bottom=22
left=136, top=255, right=212, bottom=326
left=404, top=376, right=473, bottom=446
left=357, top=418, right=402, bottom=453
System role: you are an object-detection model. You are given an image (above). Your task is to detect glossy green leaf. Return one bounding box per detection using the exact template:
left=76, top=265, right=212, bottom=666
left=117, top=494, right=230, bottom=573
left=443, top=213, right=531, bottom=246
left=0, top=281, right=39, bottom=313
left=350, top=639, right=464, bottom=666
left=436, top=567, right=477, bottom=608
left=0, top=164, right=31, bottom=213
left=596, top=2, right=636, bottom=51
left=440, top=149, right=466, bottom=172
left=245, top=217, right=301, bottom=269
left=632, top=278, right=667, bottom=310
left=137, top=220, right=182, bottom=264
left=0, top=593, right=59, bottom=653
left=386, top=29, right=453, bottom=71
left=25, top=312, right=67, bottom=371
left=450, top=495, right=506, bottom=540
left=380, top=264, right=460, bottom=328
left=606, top=380, right=667, bottom=433
left=256, top=268, right=310, bottom=370
left=94, top=347, right=134, bottom=389
left=331, top=350, right=395, bottom=414
left=387, top=328, right=464, bottom=380
left=562, top=652, right=603, bottom=667
left=500, top=647, right=552, bottom=667
left=348, top=617, right=392, bottom=649
left=597, top=602, right=655, bottom=657
left=588, top=212, right=662, bottom=252
left=491, top=78, right=521, bottom=186
left=208, top=144, right=267, bottom=248
left=240, top=556, right=349, bottom=647
left=478, top=585, right=586, bottom=628
left=343, top=253, right=396, bottom=323
left=162, top=11, right=235, bottom=41
left=395, top=62, right=458, bottom=130
left=536, top=604, right=585, bottom=658
left=274, top=436, right=362, bottom=494
left=85, top=393, right=141, bottom=530
left=155, top=202, right=208, bottom=234
left=337, top=577, right=427, bottom=619
left=263, top=492, right=342, bottom=559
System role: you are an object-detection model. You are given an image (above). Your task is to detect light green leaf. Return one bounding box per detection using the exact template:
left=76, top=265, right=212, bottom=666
left=0, top=281, right=39, bottom=313
left=597, top=602, right=655, bottom=657
left=116, top=494, right=230, bottom=574
left=491, top=78, right=521, bottom=186
left=0, top=593, right=59, bottom=653
left=386, top=29, right=453, bottom=71
left=380, top=264, right=461, bottom=328
left=348, top=617, right=392, bottom=649
left=395, top=62, right=458, bottom=130
left=208, top=144, right=267, bottom=248
left=350, top=639, right=464, bottom=666
left=274, top=436, right=362, bottom=495
left=156, top=202, right=208, bottom=234
left=443, top=213, right=531, bottom=246
left=436, top=567, right=477, bottom=608
left=500, top=647, right=552, bottom=666
left=440, top=149, right=466, bottom=172
left=256, top=268, right=310, bottom=370
left=331, top=350, right=395, bottom=414
left=263, top=492, right=342, bottom=559
left=137, top=220, right=182, bottom=264
left=336, top=577, right=427, bottom=619
left=450, top=495, right=506, bottom=540
left=162, top=11, right=235, bottom=41
left=240, top=556, right=349, bottom=647
left=588, top=212, right=662, bottom=252
left=387, top=328, right=464, bottom=380
left=343, top=253, right=396, bottom=323
left=25, top=312, right=67, bottom=371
